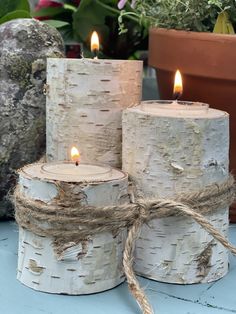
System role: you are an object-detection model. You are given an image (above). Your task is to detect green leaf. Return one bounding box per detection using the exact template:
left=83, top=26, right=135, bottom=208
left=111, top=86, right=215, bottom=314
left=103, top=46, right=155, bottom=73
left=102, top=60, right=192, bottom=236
left=0, top=0, right=30, bottom=18
left=31, top=7, right=65, bottom=18
left=43, top=19, right=70, bottom=28
left=63, top=4, right=77, bottom=12
left=0, top=10, right=31, bottom=25
left=213, top=11, right=235, bottom=34
left=73, top=0, right=117, bottom=42
left=58, top=24, right=74, bottom=42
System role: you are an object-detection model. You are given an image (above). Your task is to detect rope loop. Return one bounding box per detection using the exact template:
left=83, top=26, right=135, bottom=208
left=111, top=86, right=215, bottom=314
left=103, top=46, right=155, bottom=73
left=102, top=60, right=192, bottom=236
left=136, top=200, right=150, bottom=222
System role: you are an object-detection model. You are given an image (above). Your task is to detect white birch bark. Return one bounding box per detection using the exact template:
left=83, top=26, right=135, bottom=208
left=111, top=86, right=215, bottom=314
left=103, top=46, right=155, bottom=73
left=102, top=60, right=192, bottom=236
left=17, top=164, right=129, bottom=294
left=46, top=58, right=143, bottom=167
left=122, top=101, right=229, bottom=284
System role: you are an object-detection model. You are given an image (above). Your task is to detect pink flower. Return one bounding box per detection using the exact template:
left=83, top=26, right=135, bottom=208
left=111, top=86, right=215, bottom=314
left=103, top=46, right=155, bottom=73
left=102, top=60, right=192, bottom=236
left=36, top=0, right=62, bottom=10
left=118, top=0, right=128, bottom=10
left=35, top=0, right=62, bottom=20
left=117, top=0, right=136, bottom=10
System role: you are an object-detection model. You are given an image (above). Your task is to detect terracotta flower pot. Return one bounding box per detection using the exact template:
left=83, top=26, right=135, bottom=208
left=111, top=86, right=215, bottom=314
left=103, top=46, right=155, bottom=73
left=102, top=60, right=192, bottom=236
left=149, top=28, right=236, bottom=222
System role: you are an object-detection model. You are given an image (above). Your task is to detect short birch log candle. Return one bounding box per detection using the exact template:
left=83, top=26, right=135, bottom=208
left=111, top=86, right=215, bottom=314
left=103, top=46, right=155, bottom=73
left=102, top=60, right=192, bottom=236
left=46, top=57, right=143, bottom=167
left=16, top=162, right=129, bottom=294
left=122, top=100, right=229, bottom=284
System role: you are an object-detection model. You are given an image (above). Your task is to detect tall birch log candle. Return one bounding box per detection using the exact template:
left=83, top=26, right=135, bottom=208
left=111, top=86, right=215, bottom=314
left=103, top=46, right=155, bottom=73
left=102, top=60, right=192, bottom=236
left=16, top=160, right=129, bottom=294
left=122, top=100, right=229, bottom=284
left=46, top=32, right=143, bottom=167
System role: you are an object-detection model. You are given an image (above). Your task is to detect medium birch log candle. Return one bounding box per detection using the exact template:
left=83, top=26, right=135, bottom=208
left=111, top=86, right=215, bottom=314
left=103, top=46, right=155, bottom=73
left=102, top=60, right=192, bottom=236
left=46, top=58, right=143, bottom=167
left=122, top=100, right=229, bottom=284
left=16, top=162, right=129, bottom=294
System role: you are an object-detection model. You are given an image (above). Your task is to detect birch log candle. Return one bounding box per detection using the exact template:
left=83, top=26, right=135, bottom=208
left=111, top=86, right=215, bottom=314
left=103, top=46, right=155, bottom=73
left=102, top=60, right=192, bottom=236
left=122, top=100, right=229, bottom=284
left=16, top=158, right=129, bottom=294
left=46, top=32, right=143, bottom=168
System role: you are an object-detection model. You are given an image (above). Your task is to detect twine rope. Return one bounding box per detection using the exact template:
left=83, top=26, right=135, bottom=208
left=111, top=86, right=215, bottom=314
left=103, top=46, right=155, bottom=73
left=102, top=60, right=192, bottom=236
left=14, top=175, right=236, bottom=314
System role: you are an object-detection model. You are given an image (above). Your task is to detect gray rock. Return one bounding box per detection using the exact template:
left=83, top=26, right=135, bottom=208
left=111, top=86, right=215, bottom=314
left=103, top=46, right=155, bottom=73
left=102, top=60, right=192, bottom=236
left=0, top=18, right=65, bottom=219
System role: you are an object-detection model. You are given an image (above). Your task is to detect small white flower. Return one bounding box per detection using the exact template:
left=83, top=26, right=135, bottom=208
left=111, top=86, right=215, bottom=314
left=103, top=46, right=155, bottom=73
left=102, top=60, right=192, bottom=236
left=131, top=0, right=136, bottom=8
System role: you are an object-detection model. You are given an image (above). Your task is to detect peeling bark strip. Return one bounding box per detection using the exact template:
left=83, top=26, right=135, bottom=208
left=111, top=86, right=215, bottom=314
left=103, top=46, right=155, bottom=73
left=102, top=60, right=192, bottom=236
left=17, top=164, right=129, bottom=295
left=46, top=58, right=143, bottom=167
left=122, top=102, right=230, bottom=284
left=28, top=259, right=45, bottom=274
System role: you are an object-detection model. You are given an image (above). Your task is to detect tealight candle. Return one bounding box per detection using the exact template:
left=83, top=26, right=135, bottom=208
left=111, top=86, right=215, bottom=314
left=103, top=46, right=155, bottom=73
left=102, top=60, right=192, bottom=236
left=140, top=70, right=209, bottom=116
left=40, top=162, right=112, bottom=181
left=41, top=146, right=111, bottom=182
left=17, top=158, right=129, bottom=295
left=140, top=100, right=209, bottom=116
left=122, top=72, right=230, bottom=284
left=46, top=31, right=143, bottom=167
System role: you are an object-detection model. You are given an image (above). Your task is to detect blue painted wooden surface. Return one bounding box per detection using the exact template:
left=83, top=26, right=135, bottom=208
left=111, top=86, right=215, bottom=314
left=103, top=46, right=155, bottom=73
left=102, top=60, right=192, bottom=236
left=0, top=221, right=235, bottom=314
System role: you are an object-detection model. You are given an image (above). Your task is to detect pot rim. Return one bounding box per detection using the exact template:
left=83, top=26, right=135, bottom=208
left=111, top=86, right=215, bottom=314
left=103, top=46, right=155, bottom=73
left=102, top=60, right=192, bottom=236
left=148, top=27, right=236, bottom=80
left=150, top=27, right=236, bottom=42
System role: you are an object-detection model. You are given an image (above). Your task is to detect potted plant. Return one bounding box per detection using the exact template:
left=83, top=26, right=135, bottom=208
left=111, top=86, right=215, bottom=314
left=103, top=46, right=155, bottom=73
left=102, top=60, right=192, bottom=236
left=118, top=0, right=236, bottom=221
left=33, top=0, right=148, bottom=59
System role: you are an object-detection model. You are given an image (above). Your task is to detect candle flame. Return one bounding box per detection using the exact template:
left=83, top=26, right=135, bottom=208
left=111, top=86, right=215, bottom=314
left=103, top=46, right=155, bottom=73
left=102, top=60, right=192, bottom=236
left=173, top=69, right=183, bottom=100
left=71, top=146, right=80, bottom=166
left=91, top=31, right=99, bottom=55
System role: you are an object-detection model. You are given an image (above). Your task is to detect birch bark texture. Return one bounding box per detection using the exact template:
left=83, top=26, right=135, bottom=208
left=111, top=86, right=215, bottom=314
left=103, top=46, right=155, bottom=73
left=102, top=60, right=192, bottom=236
left=122, top=101, right=229, bottom=284
left=17, top=163, right=129, bottom=294
left=46, top=58, right=143, bottom=167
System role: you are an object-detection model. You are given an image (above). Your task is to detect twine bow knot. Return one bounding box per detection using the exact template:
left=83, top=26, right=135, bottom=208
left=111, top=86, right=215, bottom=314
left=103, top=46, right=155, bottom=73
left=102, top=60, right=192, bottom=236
left=137, top=201, right=150, bottom=222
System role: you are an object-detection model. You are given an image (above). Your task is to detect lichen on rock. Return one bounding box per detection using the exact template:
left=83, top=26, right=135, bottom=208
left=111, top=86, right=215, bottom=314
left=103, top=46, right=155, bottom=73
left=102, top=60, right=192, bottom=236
left=0, top=18, right=65, bottom=219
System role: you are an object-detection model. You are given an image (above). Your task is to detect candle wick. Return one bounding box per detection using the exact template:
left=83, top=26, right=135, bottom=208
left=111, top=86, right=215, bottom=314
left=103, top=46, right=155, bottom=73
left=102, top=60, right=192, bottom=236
left=173, top=92, right=182, bottom=101
left=173, top=99, right=178, bottom=105
left=93, top=49, right=98, bottom=59
left=75, top=161, right=79, bottom=166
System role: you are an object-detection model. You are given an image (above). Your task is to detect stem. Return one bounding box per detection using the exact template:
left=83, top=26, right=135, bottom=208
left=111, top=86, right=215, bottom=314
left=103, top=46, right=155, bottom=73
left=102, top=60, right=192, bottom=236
left=63, top=3, right=77, bottom=12
left=121, top=11, right=140, bottom=22
left=96, top=0, right=140, bottom=24
left=96, top=0, right=120, bottom=14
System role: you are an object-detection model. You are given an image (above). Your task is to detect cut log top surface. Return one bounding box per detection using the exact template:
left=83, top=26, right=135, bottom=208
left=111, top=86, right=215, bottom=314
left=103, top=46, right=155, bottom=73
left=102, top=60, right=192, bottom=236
left=47, top=57, right=143, bottom=67
left=19, top=163, right=127, bottom=183
left=129, top=101, right=229, bottom=119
